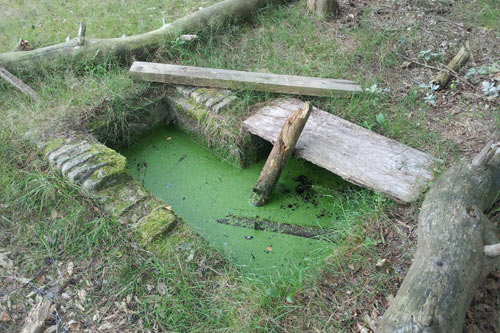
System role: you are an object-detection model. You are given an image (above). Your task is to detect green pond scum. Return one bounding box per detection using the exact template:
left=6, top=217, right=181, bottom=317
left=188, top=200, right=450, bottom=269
left=124, top=127, right=381, bottom=278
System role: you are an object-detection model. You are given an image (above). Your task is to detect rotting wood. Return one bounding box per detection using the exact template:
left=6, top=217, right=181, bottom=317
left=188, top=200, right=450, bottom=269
left=20, top=300, right=52, bottom=333
left=307, top=0, right=340, bottom=17
left=243, top=98, right=439, bottom=203
left=432, top=43, right=471, bottom=89
left=0, top=66, right=40, bottom=101
left=129, top=62, right=362, bottom=97
left=0, top=0, right=279, bottom=71
left=251, top=101, right=312, bottom=207
left=377, top=141, right=500, bottom=332
left=13, top=38, right=32, bottom=52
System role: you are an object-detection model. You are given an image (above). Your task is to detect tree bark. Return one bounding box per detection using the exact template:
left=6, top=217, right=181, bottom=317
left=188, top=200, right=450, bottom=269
left=251, top=101, right=312, bottom=207
left=377, top=142, right=500, bottom=332
left=432, top=44, right=471, bottom=89
left=0, top=0, right=277, bottom=71
left=307, top=0, right=340, bottom=17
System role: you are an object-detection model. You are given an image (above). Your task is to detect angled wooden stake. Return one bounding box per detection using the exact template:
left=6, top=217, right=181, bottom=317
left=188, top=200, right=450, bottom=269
left=77, top=22, right=86, bottom=46
left=250, top=101, right=312, bottom=206
left=0, top=67, right=40, bottom=101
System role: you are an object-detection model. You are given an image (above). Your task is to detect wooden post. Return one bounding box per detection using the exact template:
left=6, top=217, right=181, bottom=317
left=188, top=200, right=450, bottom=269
left=307, top=0, right=340, bottom=18
left=250, top=102, right=312, bottom=207
left=77, top=22, right=86, bottom=46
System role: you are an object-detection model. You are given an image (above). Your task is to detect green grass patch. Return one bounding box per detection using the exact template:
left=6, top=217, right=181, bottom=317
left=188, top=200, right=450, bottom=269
left=456, top=0, right=500, bottom=31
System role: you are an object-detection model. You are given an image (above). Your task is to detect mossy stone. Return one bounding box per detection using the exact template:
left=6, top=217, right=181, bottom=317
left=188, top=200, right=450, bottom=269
left=136, top=207, right=178, bottom=245
left=43, top=138, right=67, bottom=156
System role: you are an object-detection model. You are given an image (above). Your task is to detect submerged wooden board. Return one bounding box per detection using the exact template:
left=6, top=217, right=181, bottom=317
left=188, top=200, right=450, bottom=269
left=129, top=62, right=362, bottom=97
left=243, top=98, right=439, bottom=202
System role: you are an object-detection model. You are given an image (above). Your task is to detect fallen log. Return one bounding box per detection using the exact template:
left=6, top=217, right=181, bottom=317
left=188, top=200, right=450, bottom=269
left=432, top=43, right=471, bottom=89
left=129, top=62, right=362, bottom=97
left=377, top=142, right=500, bottom=332
left=0, top=0, right=278, bottom=71
left=251, top=101, right=312, bottom=206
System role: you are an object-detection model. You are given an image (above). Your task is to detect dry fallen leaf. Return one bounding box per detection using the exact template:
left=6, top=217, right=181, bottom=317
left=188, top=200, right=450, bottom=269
left=78, top=289, right=87, bottom=303
left=157, top=282, right=167, bottom=296
left=50, top=209, right=58, bottom=219
left=0, top=312, right=11, bottom=322
left=67, top=262, right=74, bottom=276
left=69, top=322, right=82, bottom=331
left=186, top=249, right=195, bottom=262
left=375, top=258, right=389, bottom=269
left=357, top=323, right=372, bottom=333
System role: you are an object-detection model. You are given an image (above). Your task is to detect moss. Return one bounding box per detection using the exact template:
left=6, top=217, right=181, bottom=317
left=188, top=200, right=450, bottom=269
left=43, top=137, right=66, bottom=156
left=147, top=221, right=197, bottom=256
left=100, top=181, right=150, bottom=215
left=137, top=207, right=178, bottom=245
left=174, top=98, right=209, bottom=122
left=81, top=144, right=130, bottom=190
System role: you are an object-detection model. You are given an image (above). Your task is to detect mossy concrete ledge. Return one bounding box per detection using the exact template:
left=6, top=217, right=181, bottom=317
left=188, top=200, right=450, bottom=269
left=166, top=85, right=267, bottom=168
left=41, top=136, right=180, bottom=245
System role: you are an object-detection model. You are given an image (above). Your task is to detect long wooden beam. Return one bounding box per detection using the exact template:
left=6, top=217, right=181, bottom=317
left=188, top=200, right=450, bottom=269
left=0, top=67, right=40, bottom=101
left=129, top=62, right=362, bottom=97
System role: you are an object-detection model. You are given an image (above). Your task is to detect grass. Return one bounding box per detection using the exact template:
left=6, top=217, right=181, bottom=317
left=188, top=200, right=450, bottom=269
left=455, top=0, right=500, bottom=32
left=1, top=0, right=498, bottom=331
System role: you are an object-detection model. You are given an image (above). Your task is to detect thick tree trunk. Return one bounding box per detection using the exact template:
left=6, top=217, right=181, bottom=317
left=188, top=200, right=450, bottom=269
left=432, top=44, right=470, bottom=89
left=0, top=0, right=277, bottom=71
left=307, top=0, right=340, bottom=17
left=377, top=142, right=500, bottom=332
left=251, top=101, right=311, bottom=206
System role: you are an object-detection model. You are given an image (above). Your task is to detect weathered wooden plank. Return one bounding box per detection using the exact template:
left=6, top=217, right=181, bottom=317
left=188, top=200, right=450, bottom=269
left=0, top=67, right=40, bottom=101
left=129, top=62, right=362, bottom=97
left=243, top=98, right=439, bottom=202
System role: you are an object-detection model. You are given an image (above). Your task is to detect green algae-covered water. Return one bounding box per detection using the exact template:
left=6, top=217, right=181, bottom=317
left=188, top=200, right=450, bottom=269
left=124, top=127, right=375, bottom=276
